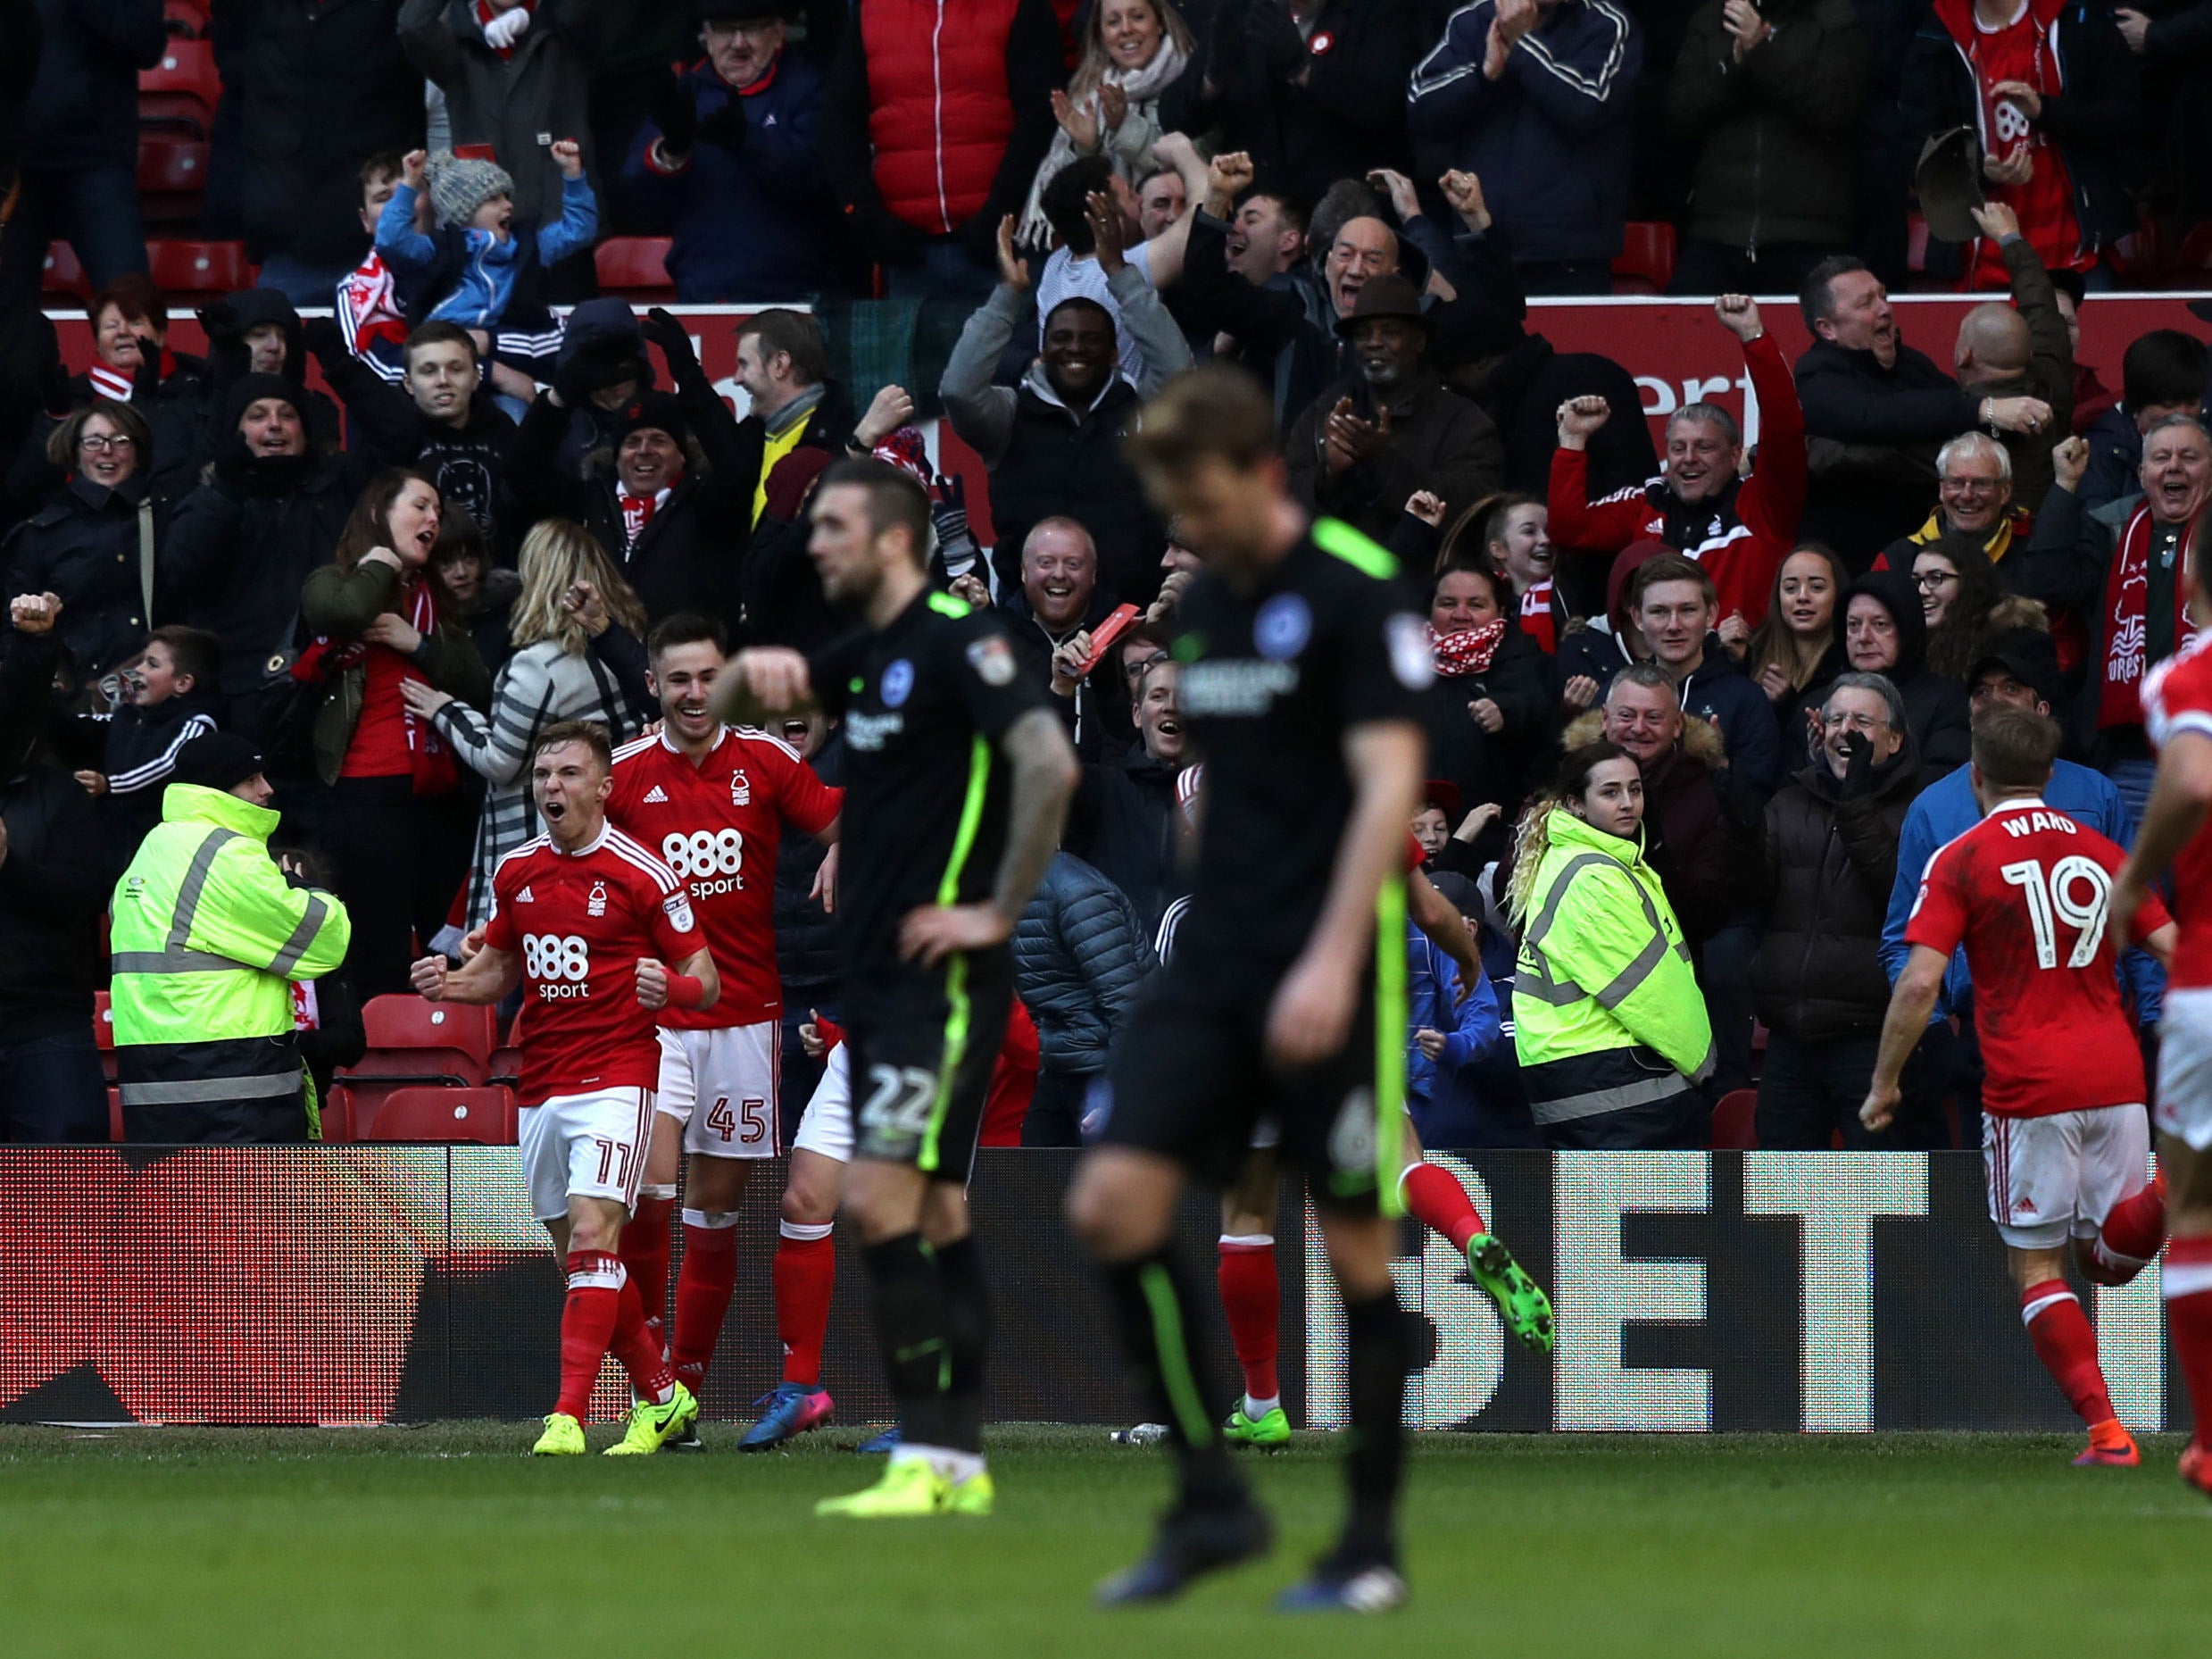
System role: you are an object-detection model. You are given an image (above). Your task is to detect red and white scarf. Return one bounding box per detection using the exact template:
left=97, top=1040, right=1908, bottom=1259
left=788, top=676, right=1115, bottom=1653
left=395, top=577, right=458, bottom=795
left=338, top=250, right=410, bottom=363
left=87, top=363, right=135, bottom=401
left=1519, top=581, right=1558, bottom=653
left=2098, top=504, right=2199, bottom=731
left=618, top=485, right=668, bottom=548
left=1429, top=620, right=1507, bottom=678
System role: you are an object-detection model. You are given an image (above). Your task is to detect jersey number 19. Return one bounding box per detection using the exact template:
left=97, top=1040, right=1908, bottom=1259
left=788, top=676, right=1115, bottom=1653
left=2000, top=857, right=2112, bottom=971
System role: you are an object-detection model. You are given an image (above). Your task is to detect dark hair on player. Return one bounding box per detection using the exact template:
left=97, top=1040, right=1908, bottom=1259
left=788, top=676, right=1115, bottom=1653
left=1127, top=363, right=1280, bottom=475
left=1799, top=254, right=1872, bottom=333
left=736, top=308, right=828, bottom=388
left=1041, top=154, right=1117, bottom=254
left=818, top=456, right=933, bottom=563
left=142, top=624, right=220, bottom=690
left=1971, top=704, right=2061, bottom=793
left=2121, top=329, right=2208, bottom=413
left=534, top=718, right=612, bottom=771
left=646, top=612, right=729, bottom=661
left=405, top=319, right=478, bottom=367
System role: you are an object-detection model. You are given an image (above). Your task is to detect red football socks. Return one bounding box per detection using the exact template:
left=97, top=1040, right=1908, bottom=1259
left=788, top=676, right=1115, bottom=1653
left=671, top=1213, right=739, bottom=1391
left=1400, top=1161, right=1486, bottom=1255
left=2021, top=1280, right=2116, bottom=1428
left=1217, top=1235, right=1280, bottom=1406
left=555, top=1250, right=625, bottom=1419
left=620, top=1190, right=675, bottom=1345
left=774, top=1221, right=836, bottom=1387
left=610, top=1273, right=677, bottom=1405
left=2165, top=1235, right=2212, bottom=1447
left=2099, top=1179, right=2167, bottom=1271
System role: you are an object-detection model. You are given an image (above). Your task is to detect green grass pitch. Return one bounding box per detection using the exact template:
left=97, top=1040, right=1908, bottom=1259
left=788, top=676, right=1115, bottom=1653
left=4, top=1424, right=2209, bottom=1657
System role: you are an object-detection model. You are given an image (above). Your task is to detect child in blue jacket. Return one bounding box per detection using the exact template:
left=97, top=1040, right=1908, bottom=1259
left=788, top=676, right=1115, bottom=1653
left=377, top=144, right=598, bottom=332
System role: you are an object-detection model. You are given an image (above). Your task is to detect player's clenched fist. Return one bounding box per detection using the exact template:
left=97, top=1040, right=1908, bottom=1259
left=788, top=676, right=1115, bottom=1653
left=635, top=957, right=671, bottom=1011
left=717, top=646, right=813, bottom=721
left=1859, top=1080, right=1900, bottom=1134
left=1556, top=396, right=1609, bottom=447
left=410, top=955, right=450, bottom=999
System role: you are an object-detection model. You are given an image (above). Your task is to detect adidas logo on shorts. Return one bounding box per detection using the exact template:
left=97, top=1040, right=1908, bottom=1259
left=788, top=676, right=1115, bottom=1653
left=644, top=786, right=669, bottom=803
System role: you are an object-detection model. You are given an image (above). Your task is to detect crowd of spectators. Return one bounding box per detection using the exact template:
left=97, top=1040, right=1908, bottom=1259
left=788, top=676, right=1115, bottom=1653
left=3, top=0, right=2212, bottom=1150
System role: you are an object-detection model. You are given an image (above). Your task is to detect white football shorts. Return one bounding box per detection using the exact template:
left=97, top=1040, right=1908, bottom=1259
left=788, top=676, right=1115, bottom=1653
left=1983, top=1105, right=2151, bottom=1250
left=2155, top=985, right=2212, bottom=1151
left=518, top=1087, right=654, bottom=1222
left=790, top=1044, right=852, bottom=1163
left=653, top=1021, right=780, bottom=1158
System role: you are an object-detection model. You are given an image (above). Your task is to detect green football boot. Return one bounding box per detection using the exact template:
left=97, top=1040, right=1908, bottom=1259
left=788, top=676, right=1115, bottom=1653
left=943, top=1468, right=995, bottom=1516
left=1468, top=1233, right=1554, bottom=1355
left=603, top=1382, right=700, bottom=1455
left=815, top=1456, right=949, bottom=1518
left=532, top=1413, right=586, bottom=1455
left=1223, top=1403, right=1292, bottom=1449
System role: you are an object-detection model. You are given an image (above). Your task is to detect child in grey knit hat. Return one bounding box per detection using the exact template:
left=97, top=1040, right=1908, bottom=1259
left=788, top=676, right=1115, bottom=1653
left=374, top=144, right=600, bottom=332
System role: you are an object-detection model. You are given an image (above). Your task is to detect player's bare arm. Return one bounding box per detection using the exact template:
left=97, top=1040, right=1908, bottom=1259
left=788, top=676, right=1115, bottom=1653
left=1860, top=946, right=1948, bottom=1132
left=1409, top=864, right=1480, bottom=1008
left=901, top=708, right=1080, bottom=967
left=2115, top=729, right=2212, bottom=939
left=2144, top=920, right=2181, bottom=970
left=411, top=944, right=521, bottom=1006
left=635, top=944, right=720, bottom=1013
left=1267, top=720, right=1425, bottom=1070
left=709, top=647, right=818, bottom=729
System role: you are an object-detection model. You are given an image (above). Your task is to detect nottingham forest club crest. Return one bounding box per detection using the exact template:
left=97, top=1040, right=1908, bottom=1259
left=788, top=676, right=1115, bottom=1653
left=730, top=769, right=751, bottom=808
left=587, top=880, right=608, bottom=918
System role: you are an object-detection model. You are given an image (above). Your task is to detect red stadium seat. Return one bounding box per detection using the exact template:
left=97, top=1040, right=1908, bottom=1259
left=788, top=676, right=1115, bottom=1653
left=95, top=991, right=119, bottom=1084
left=319, top=1084, right=356, bottom=1144
left=164, top=0, right=207, bottom=38
left=146, top=239, right=253, bottom=294
left=1610, top=221, right=1677, bottom=295
left=1905, top=213, right=1931, bottom=276
left=1709, top=1088, right=1758, bottom=1150
left=487, top=1046, right=522, bottom=1087
left=138, top=138, right=210, bottom=226
left=366, top=1086, right=518, bottom=1145
left=108, top=1087, right=125, bottom=1144
left=362, top=996, right=498, bottom=1066
left=595, top=237, right=674, bottom=297
left=139, top=39, right=220, bottom=137
left=43, top=241, right=87, bottom=297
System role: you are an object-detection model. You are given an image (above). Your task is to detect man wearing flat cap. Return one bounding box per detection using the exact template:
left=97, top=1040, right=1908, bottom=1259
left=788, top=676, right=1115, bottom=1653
left=109, top=733, right=353, bottom=1142
left=1283, top=273, right=1503, bottom=542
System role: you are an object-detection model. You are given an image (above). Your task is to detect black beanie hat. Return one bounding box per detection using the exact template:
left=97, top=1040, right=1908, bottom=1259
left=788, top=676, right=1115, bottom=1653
left=611, top=390, right=689, bottom=452
left=223, top=371, right=305, bottom=434
left=172, top=731, right=266, bottom=793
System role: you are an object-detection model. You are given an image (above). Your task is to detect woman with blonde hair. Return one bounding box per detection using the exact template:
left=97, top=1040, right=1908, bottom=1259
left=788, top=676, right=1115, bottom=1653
left=402, top=518, right=652, bottom=929
left=1507, top=742, right=1714, bottom=1150
left=1020, top=0, right=1196, bottom=238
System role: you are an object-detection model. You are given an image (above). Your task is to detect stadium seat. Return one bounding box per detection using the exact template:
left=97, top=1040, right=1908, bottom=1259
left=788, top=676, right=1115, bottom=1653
left=487, top=1046, right=522, bottom=1088
left=319, top=1085, right=356, bottom=1145
left=95, top=990, right=119, bottom=1084
left=43, top=240, right=87, bottom=297
left=146, top=239, right=253, bottom=294
left=164, top=0, right=207, bottom=37
left=139, top=39, right=220, bottom=137
left=365, top=1086, right=518, bottom=1146
left=1611, top=221, right=1677, bottom=295
left=137, top=139, right=210, bottom=225
left=362, top=996, right=498, bottom=1067
left=595, top=237, right=674, bottom=297
left=107, top=1087, right=124, bottom=1144
left=1709, top=1088, right=1758, bottom=1150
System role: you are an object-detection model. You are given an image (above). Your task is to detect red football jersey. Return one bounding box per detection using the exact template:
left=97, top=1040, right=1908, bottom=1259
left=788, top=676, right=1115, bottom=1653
left=485, top=824, right=705, bottom=1105
left=2143, top=631, right=2212, bottom=990
left=1905, top=800, right=2167, bottom=1117
left=607, top=726, right=842, bottom=1027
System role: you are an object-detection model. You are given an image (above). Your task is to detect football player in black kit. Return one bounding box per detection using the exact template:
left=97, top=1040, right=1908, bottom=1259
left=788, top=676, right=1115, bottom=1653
left=1069, top=364, right=1435, bottom=1613
left=713, top=458, right=1078, bottom=1519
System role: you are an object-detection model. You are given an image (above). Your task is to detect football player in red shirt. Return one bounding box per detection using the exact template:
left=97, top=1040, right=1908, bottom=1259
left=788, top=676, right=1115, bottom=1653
left=412, top=721, right=720, bottom=1456
left=1865, top=708, right=2175, bottom=1467
left=605, top=613, right=844, bottom=1450
left=2114, top=623, right=2212, bottom=1497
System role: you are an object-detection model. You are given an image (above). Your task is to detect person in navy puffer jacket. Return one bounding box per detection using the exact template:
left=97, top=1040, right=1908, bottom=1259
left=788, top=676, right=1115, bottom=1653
left=624, top=3, right=839, bottom=302
left=1410, top=870, right=1537, bottom=1147
left=1012, top=850, right=1157, bottom=1146
left=1407, top=0, right=1643, bottom=296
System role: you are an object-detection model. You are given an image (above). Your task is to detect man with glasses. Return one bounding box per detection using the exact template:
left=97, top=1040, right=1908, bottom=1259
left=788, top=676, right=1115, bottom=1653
left=625, top=3, right=836, bottom=302
left=1876, top=432, right=2029, bottom=571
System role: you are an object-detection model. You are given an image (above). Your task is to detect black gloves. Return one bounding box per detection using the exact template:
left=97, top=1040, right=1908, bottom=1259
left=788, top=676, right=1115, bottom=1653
left=1837, top=729, right=1876, bottom=799
left=300, top=317, right=350, bottom=377
left=650, top=70, right=697, bottom=159
left=695, top=98, right=750, bottom=154
left=196, top=300, right=241, bottom=353
left=642, top=306, right=703, bottom=388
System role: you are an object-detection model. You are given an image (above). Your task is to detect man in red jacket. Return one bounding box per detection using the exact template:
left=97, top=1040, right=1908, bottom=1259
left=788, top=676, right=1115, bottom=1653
left=1546, top=293, right=1806, bottom=628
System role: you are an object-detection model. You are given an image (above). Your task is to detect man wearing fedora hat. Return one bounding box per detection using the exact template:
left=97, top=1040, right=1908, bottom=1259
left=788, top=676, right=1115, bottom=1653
left=1282, top=273, right=1502, bottom=542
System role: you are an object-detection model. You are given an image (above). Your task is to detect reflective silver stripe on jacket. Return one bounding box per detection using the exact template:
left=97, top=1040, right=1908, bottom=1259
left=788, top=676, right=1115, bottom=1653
left=1527, top=1071, right=1691, bottom=1126
left=267, top=896, right=330, bottom=978
left=112, top=948, right=256, bottom=974
left=118, top=1068, right=302, bottom=1106
left=1523, top=851, right=1690, bottom=1013
left=166, top=828, right=239, bottom=951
